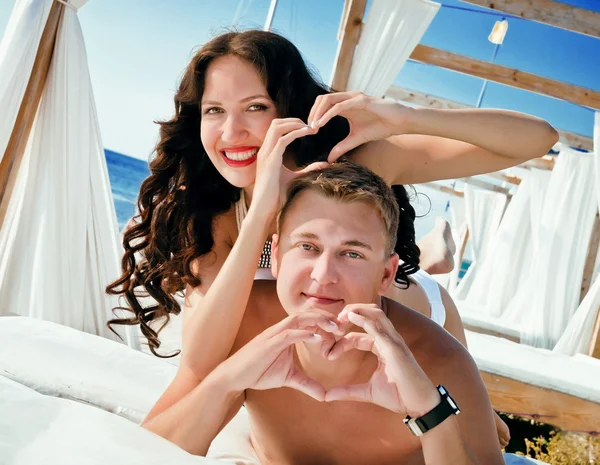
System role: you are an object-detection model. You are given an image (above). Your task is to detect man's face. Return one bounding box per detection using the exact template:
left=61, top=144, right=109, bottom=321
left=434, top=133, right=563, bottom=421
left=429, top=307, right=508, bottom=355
left=272, top=190, right=399, bottom=317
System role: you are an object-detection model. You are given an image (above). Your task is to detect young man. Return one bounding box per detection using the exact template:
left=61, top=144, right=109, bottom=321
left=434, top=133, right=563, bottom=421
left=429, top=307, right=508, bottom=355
left=143, top=163, right=505, bottom=465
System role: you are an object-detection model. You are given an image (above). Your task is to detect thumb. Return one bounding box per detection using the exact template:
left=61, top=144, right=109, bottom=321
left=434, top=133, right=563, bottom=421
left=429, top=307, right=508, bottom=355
left=325, top=383, right=371, bottom=403
left=295, top=161, right=329, bottom=176
left=327, top=136, right=362, bottom=163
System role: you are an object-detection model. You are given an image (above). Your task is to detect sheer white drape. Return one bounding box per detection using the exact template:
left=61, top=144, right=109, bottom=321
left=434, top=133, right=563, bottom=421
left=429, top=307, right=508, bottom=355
left=0, top=0, right=52, bottom=161
left=452, top=184, right=507, bottom=300
left=515, top=148, right=597, bottom=349
left=461, top=171, right=550, bottom=319
left=345, top=0, right=440, bottom=96
left=553, top=112, right=600, bottom=355
left=0, top=0, right=137, bottom=347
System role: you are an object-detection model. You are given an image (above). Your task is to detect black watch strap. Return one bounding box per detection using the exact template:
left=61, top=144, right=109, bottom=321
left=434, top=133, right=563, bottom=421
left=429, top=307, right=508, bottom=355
left=403, top=385, right=460, bottom=436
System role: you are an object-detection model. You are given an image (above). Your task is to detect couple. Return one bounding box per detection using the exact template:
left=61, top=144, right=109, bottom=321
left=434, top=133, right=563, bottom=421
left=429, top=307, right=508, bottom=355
left=141, top=161, right=505, bottom=465
left=106, top=29, right=558, bottom=464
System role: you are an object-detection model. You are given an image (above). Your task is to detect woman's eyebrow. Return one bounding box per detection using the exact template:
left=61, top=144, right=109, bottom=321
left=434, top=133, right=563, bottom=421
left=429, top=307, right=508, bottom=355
left=201, top=94, right=271, bottom=105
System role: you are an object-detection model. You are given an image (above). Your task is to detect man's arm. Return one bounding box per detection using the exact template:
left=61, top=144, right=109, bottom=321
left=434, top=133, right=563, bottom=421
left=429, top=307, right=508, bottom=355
left=326, top=304, right=503, bottom=465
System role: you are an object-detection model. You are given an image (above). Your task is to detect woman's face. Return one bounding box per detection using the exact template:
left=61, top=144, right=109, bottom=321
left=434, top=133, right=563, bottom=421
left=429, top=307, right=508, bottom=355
left=200, top=55, right=278, bottom=188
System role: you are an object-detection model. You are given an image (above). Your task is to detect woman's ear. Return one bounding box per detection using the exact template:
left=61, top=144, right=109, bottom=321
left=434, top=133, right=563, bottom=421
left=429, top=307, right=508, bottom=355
left=270, top=234, right=279, bottom=279
left=379, top=252, right=399, bottom=294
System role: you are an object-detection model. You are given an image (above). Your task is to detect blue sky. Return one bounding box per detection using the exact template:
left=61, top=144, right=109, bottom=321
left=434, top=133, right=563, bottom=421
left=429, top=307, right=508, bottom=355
left=0, top=0, right=598, bottom=160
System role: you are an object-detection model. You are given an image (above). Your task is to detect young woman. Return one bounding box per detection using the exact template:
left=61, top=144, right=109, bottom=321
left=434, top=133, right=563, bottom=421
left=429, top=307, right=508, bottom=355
left=107, top=30, right=556, bottom=446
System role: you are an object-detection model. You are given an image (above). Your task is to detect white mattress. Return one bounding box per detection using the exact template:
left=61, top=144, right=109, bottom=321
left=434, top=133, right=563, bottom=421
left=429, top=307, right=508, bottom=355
left=466, top=330, right=600, bottom=403
left=0, top=375, right=226, bottom=465
left=457, top=300, right=521, bottom=340
left=0, top=316, right=177, bottom=423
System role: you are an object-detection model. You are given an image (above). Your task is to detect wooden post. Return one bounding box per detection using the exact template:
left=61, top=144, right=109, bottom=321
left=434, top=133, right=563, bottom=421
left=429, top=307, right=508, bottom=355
left=581, top=213, right=600, bottom=303
left=589, top=299, right=600, bottom=359
left=0, top=2, right=65, bottom=229
left=329, top=0, right=367, bottom=91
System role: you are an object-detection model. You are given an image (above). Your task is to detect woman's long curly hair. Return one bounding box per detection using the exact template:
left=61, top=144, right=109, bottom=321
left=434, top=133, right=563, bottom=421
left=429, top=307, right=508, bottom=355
left=106, top=30, right=419, bottom=356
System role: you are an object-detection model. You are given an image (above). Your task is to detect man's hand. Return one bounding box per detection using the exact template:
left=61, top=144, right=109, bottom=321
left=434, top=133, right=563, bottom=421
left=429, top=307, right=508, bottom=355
left=210, top=310, right=343, bottom=401
left=325, top=304, right=440, bottom=417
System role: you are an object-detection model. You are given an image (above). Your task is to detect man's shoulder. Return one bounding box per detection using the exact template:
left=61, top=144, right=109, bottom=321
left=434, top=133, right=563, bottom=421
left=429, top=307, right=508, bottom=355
left=383, top=297, right=470, bottom=375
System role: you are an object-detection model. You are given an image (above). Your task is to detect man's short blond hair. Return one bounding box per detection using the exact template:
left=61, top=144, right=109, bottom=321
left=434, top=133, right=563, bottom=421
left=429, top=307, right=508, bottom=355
left=277, top=162, right=399, bottom=257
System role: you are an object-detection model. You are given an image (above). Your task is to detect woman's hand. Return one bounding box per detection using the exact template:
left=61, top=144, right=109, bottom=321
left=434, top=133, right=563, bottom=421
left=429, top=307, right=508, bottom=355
left=211, top=310, right=343, bottom=401
left=250, top=118, right=326, bottom=221
left=307, top=92, right=413, bottom=162
left=325, top=304, right=440, bottom=417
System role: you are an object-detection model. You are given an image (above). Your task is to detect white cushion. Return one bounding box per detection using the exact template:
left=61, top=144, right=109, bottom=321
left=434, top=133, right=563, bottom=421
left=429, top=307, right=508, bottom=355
left=466, top=330, right=600, bottom=403
left=0, top=316, right=177, bottom=423
left=0, top=375, right=227, bottom=465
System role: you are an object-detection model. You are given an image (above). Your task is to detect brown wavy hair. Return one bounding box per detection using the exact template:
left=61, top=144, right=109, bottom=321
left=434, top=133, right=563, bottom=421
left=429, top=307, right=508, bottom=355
left=106, top=30, right=420, bottom=356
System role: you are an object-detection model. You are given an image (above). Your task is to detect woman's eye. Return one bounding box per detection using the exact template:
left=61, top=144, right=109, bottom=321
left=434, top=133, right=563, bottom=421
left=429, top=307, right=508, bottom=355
left=248, top=104, right=267, bottom=111
left=204, top=107, right=223, bottom=115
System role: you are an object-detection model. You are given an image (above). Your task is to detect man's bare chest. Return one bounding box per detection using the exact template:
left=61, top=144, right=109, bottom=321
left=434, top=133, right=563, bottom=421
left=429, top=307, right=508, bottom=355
left=245, top=388, right=424, bottom=465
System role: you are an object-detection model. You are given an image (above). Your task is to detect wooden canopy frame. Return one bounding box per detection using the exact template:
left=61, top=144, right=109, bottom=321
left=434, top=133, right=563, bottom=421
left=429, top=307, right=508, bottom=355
left=461, top=0, right=600, bottom=39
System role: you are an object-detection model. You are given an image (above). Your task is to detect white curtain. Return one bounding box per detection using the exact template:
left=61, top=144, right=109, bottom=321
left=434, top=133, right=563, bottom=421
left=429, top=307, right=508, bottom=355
left=553, top=112, right=600, bottom=355
left=0, top=0, right=53, bottom=160
left=452, top=184, right=507, bottom=300
left=345, top=0, right=440, bottom=96
left=463, top=171, right=550, bottom=319
left=0, top=0, right=137, bottom=347
left=515, top=148, right=598, bottom=349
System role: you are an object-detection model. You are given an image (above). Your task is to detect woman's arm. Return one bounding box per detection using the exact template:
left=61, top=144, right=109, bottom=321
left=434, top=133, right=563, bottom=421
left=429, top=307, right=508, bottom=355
left=353, top=107, right=559, bottom=185
left=144, top=119, right=320, bottom=422
left=308, top=92, right=558, bottom=185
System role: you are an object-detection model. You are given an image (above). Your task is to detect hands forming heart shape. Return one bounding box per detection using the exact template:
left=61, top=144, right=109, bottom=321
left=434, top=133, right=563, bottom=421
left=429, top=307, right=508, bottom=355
left=215, top=304, right=440, bottom=417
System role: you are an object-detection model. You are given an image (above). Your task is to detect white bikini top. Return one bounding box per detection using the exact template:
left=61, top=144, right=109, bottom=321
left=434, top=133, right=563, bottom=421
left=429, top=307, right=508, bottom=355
left=411, top=269, right=446, bottom=327
left=234, top=194, right=446, bottom=326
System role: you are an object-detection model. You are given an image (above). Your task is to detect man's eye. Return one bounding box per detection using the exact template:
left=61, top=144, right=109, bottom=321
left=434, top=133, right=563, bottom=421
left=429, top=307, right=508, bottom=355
left=299, top=243, right=315, bottom=251
left=248, top=104, right=267, bottom=111
left=344, top=251, right=362, bottom=259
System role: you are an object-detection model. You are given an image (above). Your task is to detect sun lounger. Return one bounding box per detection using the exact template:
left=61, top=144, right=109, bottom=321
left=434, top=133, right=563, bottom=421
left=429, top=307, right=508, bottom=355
left=466, top=330, right=600, bottom=433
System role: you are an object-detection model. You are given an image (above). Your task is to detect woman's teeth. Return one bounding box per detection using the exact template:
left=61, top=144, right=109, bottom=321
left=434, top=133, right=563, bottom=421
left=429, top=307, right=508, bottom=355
left=224, top=148, right=258, bottom=161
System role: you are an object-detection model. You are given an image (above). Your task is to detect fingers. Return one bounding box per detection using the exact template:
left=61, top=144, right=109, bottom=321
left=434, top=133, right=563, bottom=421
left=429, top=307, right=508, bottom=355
left=308, top=91, right=361, bottom=128
left=327, top=136, right=363, bottom=163
left=338, top=304, right=401, bottom=351
left=316, top=94, right=363, bottom=130
left=282, top=310, right=344, bottom=336
left=325, top=382, right=371, bottom=403
left=293, top=161, right=330, bottom=176
left=261, top=119, right=314, bottom=158
left=326, top=332, right=376, bottom=360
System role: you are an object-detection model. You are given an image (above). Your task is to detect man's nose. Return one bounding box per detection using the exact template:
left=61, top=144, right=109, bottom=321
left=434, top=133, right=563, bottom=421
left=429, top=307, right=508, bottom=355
left=310, top=252, right=339, bottom=285
left=221, top=114, right=248, bottom=144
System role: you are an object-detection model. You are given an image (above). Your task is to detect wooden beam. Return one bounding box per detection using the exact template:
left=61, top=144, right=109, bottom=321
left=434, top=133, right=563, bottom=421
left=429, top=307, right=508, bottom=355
left=385, top=86, right=594, bottom=151
left=461, top=0, right=600, bottom=39
left=487, top=172, right=522, bottom=185
left=462, top=177, right=513, bottom=198
left=408, top=45, right=600, bottom=110
left=481, top=371, right=600, bottom=433
left=0, top=2, right=65, bottom=229
left=330, top=0, right=367, bottom=91
left=420, top=182, right=464, bottom=198
left=523, top=156, right=555, bottom=171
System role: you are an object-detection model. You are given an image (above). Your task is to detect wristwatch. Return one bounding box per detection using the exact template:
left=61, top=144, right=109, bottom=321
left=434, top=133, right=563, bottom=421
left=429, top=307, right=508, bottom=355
left=403, top=385, right=460, bottom=436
